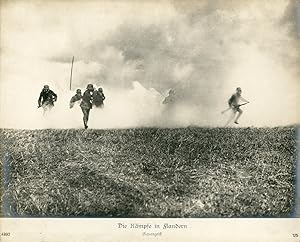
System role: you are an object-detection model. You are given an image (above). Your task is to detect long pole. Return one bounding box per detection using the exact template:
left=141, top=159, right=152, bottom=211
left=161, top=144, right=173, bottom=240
left=69, top=56, right=74, bottom=91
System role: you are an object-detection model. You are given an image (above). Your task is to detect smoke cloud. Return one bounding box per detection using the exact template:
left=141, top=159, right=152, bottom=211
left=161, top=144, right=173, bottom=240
left=0, top=0, right=299, bottom=129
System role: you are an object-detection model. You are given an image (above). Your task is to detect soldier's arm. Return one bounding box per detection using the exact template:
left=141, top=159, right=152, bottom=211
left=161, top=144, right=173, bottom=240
left=38, top=92, right=43, bottom=106
left=52, top=91, right=57, bottom=101
left=69, top=98, right=75, bottom=108
left=240, top=96, right=249, bottom=103
left=228, top=95, right=234, bottom=107
left=70, top=96, right=75, bottom=103
left=82, top=91, right=88, bottom=102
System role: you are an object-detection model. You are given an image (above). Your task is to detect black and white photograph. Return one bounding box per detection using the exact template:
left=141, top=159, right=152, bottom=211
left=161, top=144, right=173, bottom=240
left=0, top=0, right=300, bottom=241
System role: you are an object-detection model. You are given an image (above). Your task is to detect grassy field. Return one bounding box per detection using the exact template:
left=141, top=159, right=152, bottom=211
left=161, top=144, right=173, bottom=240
left=0, top=127, right=297, bottom=217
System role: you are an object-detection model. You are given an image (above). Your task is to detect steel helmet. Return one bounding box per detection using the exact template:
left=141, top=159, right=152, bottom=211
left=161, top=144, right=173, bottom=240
left=87, top=84, right=93, bottom=89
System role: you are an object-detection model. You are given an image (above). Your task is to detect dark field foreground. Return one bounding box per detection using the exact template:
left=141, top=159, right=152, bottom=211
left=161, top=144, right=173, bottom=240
left=0, top=127, right=297, bottom=217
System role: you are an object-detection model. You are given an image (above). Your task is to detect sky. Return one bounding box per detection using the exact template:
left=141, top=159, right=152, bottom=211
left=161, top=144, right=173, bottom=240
left=0, top=0, right=299, bottom=129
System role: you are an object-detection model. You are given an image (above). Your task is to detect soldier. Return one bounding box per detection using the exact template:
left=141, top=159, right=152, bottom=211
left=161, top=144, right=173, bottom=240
left=163, top=89, right=175, bottom=105
left=226, top=87, right=249, bottom=125
left=38, top=85, right=57, bottom=113
left=69, top=89, right=82, bottom=108
left=80, top=84, right=94, bottom=129
left=162, top=89, right=177, bottom=124
left=93, top=87, right=106, bottom=108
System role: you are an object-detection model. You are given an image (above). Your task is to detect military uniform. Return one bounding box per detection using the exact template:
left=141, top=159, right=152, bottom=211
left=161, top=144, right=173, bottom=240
left=80, top=86, right=94, bottom=129
left=226, top=87, right=249, bottom=125
left=38, top=86, right=57, bottom=112
left=228, top=93, right=241, bottom=112
left=93, top=89, right=105, bottom=108
left=69, top=92, right=82, bottom=108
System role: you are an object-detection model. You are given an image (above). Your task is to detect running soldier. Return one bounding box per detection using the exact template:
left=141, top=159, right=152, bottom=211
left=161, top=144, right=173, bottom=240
left=93, top=87, right=106, bottom=108
left=38, top=85, right=57, bottom=113
left=226, top=87, right=249, bottom=125
left=69, top=89, right=82, bottom=108
left=80, top=84, right=94, bottom=129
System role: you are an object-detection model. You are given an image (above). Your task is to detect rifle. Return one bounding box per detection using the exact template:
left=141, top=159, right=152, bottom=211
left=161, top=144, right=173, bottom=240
left=221, top=102, right=249, bottom=114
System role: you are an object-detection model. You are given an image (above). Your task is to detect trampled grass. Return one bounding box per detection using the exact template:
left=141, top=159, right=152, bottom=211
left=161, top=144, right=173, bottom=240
left=0, top=127, right=297, bottom=217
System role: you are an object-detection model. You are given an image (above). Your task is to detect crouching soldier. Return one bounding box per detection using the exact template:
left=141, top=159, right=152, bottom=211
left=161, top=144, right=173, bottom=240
left=38, top=85, right=57, bottom=113
left=93, top=87, right=106, bottom=108
left=69, top=89, right=82, bottom=108
left=80, top=84, right=94, bottom=129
